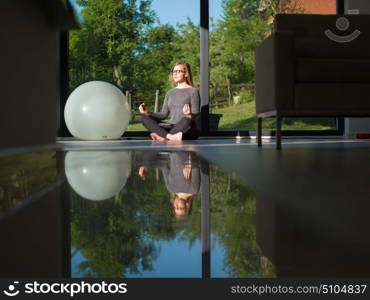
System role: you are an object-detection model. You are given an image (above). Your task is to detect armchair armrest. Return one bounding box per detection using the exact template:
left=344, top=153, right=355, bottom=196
left=255, top=31, right=295, bottom=115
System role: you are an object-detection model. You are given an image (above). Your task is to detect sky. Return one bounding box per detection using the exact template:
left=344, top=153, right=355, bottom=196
left=151, top=0, right=223, bottom=25
left=69, top=0, right=223, bottom=26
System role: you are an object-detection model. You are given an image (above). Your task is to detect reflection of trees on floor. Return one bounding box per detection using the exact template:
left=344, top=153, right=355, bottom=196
left=70, top=152, right=274, bottom=278
left=209, top=166, right=275, bottom=278
left=71, top=151, right=200, bottom=277
left=0, top=152, right=57, bottom=215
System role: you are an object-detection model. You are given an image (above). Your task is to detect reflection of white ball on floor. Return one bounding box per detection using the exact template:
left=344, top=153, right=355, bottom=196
left=64, top=81, right=130, bottom=140
left=65, top=151, right=131, bottom=201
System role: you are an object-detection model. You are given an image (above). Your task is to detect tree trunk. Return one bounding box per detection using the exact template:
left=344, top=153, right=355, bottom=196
left=125, top=91, right=130, bottom=108
left=226, top=77, right=232, bottom=106
left=113, top=65, right=123, bottom=89
left=154, top=90, right=159, bottom=112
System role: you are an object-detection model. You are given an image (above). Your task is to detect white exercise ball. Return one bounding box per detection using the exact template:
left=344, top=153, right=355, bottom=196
left=64, top=81, right=130, bottom=140
left=65, top=151, right=131, bottom=201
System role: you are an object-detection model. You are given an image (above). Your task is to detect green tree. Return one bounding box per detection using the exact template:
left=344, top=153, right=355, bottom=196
left=70, top=0, right=155, bottom=92
left=135, top=24, right=179, bottom=110
left=259, top=0, right=306, bottom=21
left=216, top=0, right=270, bottom=83
left=173, top=20, right=200, bottom=87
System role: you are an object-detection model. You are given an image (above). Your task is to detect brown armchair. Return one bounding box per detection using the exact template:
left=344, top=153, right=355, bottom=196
left=255, top=14, right=370, bottom=149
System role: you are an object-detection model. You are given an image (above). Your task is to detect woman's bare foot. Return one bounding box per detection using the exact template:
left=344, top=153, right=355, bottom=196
left=150, top=133, right=157, bottom=141
left=150, top=132, right=166, bottom=142
left=166, top=132, right=183, bottom=141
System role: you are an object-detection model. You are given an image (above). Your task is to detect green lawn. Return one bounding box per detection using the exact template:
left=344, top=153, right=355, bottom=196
left=127, top=119, right=146, bottom=131
left=213, top=101, right=335, bottom=131
left=127, top=101, right=336, bottom=132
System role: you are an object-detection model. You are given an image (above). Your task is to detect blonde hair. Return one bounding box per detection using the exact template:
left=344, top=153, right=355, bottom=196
left=169, top=61, right=194, bottom=87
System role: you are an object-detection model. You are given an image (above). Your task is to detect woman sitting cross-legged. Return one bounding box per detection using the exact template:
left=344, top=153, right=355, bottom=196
left=139, top=61, right=200, bottom=141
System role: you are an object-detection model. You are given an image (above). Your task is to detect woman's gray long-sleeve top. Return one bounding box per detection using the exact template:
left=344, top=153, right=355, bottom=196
left=149, top=87, right=200, bottom=124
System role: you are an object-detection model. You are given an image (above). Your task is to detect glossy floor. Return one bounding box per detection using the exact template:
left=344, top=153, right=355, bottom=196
left=1, top=138, right=370, bottom=277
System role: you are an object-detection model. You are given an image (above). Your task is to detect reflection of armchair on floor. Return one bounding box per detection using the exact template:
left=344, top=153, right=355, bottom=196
left=255, top=14, right=370, bottom=149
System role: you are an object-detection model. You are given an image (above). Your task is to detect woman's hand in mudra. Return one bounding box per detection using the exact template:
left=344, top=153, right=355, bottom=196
left=183, top=165, right=191, bottom=180
left=183, top=104, right=191, bottom=118
left=138, top=166, right=148, bottom=180
left=139, top=103, right=149, bottom=115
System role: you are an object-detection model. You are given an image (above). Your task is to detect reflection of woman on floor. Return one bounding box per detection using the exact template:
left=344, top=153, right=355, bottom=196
left=138, top=151, right=200, bottom=219
left=138, top=61, right=200, bottom=141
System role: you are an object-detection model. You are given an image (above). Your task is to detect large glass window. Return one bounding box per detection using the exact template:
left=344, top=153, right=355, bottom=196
left=68, top=0, right=199, bottom=132
left=209, top=0, right=337, bottom=133
left=67, top=0, right=339, bottom=136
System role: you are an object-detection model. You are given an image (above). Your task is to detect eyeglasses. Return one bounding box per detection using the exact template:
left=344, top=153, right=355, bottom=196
left=172, top=70, right=186, bottom=74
